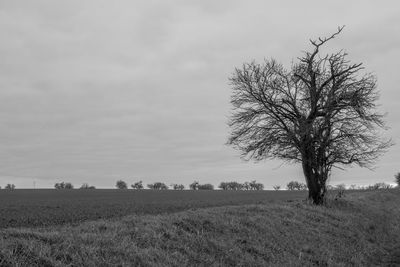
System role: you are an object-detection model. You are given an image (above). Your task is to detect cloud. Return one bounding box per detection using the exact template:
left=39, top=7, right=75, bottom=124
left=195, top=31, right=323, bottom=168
left=0, top=0, right=399, bottom=188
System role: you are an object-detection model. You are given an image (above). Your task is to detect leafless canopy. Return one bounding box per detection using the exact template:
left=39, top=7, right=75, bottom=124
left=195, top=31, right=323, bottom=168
left=228, top=26, right=392, bottom=204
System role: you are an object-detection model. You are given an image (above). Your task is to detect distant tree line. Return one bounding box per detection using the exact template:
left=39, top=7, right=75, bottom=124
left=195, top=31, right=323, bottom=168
left=325, top=182, right=394, bottom=191
left=54, top=182, right=95, bottom=189
left=39, top=172, right=400, bottom=190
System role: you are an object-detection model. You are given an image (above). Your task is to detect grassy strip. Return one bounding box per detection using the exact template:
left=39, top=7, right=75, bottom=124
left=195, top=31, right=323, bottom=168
left=0, top=190, right=399, bottom=266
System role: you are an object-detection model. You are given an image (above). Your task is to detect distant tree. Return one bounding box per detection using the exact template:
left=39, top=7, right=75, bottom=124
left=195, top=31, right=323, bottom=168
left=395, top=173, right=400, bottom=187
left=54, top=182, right=65, bottom=189
left=64, top=183, right=74, bottom=189
left=230, top=181, right=243, bottom=190
left=242, top=181, right=251, bottom=190
left=249, top=180, right=264, bottom=190
left=189, top=181, right=199, bottom=190
left=147, top=182, right=168, bottom=190
left=219, top=181, right=241, bottom=190
left=116, top=180, right=128, bottom=189
left=131, top=181, right=144, bottom=190
left=218, top=181, right=253, bottom=190
left=218, top=182, right=228, bottom=190
left=147, top=183, right=155, bottom=189
left=5, top=184, right=15, bottom=190
left=223, top=181, right=236, bottom=191
left=54, top=182, right=73, bottom=189
left=218, top=181, right=263, bottom=190
left=273, top=185, right=281, bottom=190
left=80, top=183, right=95, bottom=189
left=286, top=181, right=307, bottom=191
left=227, top=27, right=392, bottom=204
left=171, top=184, right=185, bottom=190
left=197, top=183, right=214, bottom=190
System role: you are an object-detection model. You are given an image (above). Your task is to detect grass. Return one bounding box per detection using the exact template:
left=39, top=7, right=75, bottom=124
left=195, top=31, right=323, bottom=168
left=0, top=189, right=399, bottom=266
left=0, top=189, right=306, bottom=228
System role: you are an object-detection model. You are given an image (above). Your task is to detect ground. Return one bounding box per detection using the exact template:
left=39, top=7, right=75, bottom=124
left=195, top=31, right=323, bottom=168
left=0, top=189, right=399, bottom=266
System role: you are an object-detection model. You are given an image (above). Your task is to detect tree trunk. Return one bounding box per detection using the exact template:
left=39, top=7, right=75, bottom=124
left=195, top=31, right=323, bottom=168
left=302, top=156, right=325, bottom=205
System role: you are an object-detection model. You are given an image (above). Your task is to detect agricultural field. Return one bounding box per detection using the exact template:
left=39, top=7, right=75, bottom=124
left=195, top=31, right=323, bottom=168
left=0, top=189, right=399, bottom=266
left=0, top=189, right=307, bottom=229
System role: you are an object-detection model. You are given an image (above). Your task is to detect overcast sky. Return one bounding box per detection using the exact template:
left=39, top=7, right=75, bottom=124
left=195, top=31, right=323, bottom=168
left=1, top=0, right=399, bottom=189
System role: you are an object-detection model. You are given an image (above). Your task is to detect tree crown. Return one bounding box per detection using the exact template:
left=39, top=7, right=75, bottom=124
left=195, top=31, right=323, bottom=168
left=228, top=27, right=392, bottom=170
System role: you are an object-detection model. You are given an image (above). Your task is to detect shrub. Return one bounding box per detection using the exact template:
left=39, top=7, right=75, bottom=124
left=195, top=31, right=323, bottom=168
left=395, top=172, right=400, bottom=187
left=147, top=182, right=168, bottom=190
left=197, top=183, right=214, bottom=190
left=131, top=181, right=144, bottom=190
left=116, top=180, right=128, bottom=189
left=5, top=184, right=15, bottom=190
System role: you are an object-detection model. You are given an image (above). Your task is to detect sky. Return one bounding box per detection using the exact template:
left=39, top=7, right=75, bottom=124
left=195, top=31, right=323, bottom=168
left=0, top=0, right=399, bottom=189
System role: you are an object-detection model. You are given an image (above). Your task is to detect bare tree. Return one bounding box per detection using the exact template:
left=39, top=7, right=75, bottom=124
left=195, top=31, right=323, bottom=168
left=228, top=26, right=392, bottom=204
